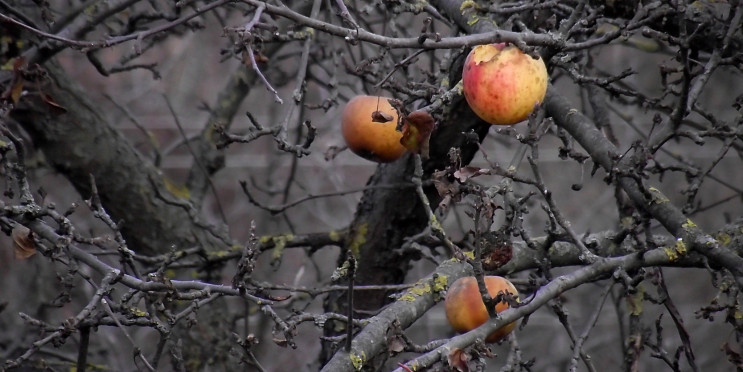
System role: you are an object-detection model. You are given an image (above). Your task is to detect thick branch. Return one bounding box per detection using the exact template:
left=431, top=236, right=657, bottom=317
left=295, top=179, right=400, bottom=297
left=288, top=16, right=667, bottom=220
left=544, top=87, right=743, bottom=283
left=321, top=225, right=743, bottom=371
left=11, top=61, right=233, bottom=255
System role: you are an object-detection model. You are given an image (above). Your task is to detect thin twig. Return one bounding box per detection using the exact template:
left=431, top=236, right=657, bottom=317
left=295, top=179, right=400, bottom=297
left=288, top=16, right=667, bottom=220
left=568, top=281, right=613, bottom=372
left=240, top=181, right=415, bottom=215
left=0, top=0, right=230, bottom=51
left=162, top=95, right=228, bottom=223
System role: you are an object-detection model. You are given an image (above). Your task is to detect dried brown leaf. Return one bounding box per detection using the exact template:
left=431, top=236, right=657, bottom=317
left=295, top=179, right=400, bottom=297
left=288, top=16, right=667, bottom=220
left=273, top=338, right=289, bottom=348
left=400, top=110, right=435, bottom=157
left=267, top=294, right=291, bottom=301
left=371, top=110, right=394, bottom=123
left=12, top=225, right=36, bottom=259
left=41, top=93, right=67, bottom=114
left=254, top=51, right=269, bottom=64
left=722, top=342, right=743, bottom=368
left=387, top=335, right=405, bottom=354
left=12, top=56, right=26, bottom=71
left=432, top=170, right=454, bottom=197
left=482, top=245, right=513, bottom=271
left=454, top=166, right=492, bottom=182
left=10, top=80, right=23, bottom=103
left=386, top=320, right=407, bottom=354
left=447, top=347, right=470, bottom=372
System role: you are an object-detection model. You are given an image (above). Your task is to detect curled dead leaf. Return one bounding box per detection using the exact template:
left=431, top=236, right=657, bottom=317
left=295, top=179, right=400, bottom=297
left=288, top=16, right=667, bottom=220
left=722, top=342, right=743, bottom=368
left=254, top=51, right=269, bottom=64
left=9, top=80, right=23, bottom=103
left=12, top=225, right=36, bottom=259
left=371, top=110, right=394, bottom=123
left=482, top=245, right=513, bottom=271
left=447, top=347, right=470, bottom=372
left=41, top=93, right=67, bottom=114
left=386, top=319, right=407, bottom=355
left=400, top=110, right=435, bottom=158
left=267, top=293, right=291, bottom=301
left=453, top=166, right=492, bottom=182
left=273, top=337, right=289, bottom=348
left=432, top=170, right=463, bottom=211
left=432, top=170, right=454, bottom=196
left=387, top=335, right=405, bottom=354
left=241, top=50, right=269, bottom=67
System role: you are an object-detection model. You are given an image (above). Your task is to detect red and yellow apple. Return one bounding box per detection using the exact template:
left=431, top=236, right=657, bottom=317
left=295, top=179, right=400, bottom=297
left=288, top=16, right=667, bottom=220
left=444, top=275, right=519, bottom=343
left=341, top=95, right=407, bottom=162
left=462, top=43, right=548, bottom=125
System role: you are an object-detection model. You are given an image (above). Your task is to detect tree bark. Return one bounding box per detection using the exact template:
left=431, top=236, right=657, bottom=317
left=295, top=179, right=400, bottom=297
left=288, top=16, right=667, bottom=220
left=321, top=51, right=491, bottom=362
left=11, top=61, right=233, bottom=255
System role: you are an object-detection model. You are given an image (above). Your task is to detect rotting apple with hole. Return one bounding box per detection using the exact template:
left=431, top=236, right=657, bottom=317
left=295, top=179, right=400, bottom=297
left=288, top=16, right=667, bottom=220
left=444, top=275, right=519, bottom=343
left=341, top=95, right=407, bottom=163
left=462, top=43, right=548, bottom=125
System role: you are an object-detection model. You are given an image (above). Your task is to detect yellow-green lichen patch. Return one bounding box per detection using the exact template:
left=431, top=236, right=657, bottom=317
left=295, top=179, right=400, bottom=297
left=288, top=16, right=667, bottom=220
left=397, top=293, right=417, bottom=302
left=432, top=275, right=448, bottom=294
left=628, top=37, right=660, bottom=52
left=607, top=242, right=618, bottom=255
left=430, top=215, right=443, bottom=231
left=410, top=283, right=431, bottom=296
left=400, top=275, right=450, bottom=302
left=123, top=305, right=149, bottom=318
left=350, top=351, right=366, bottom=371
left=628, top=285, right=644, bottom=316
left=440, top=77, right=450, bottom=89
left=716, top=233, right=732, bottom=246
left=349, top=223, right=368, bottom=257
left=459, top=0, right=480, bottom=26
left=209, top=250, right=229, bottom=259
left=648, top=187, right=670, bottom=205
left=331, top=258, right=353, bottom=281
left=407, top=0, right=427, bottom=13
left=682, top=219, right=697, bottom=229
left=163, top=177, right=190, bottom=200
left=620, top=216, right=635, bottom=229
left=664, top=238, right=687, bottom=261
left=399, top=280, right=433, bottom=302
left=205, top=121, right=219, bottom=143
left=271, top=234, right=294, bottom=261
left=675, top=239, right=687, bottom=256
left=329, top=230, right=342, bottom=242
left=459, top=0, right=477, bottom=11
left=447, top=250, right=475, bottom=263
left=663, top=247, right=678, bottom=261
left=84, top=2, right=98, bottom=16
left=718, top=276, right=735, bottom=292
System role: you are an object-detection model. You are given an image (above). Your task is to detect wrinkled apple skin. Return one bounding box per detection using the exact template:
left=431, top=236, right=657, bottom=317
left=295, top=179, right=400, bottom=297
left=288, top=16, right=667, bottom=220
left=444, top=276, right=519, bottom=343
left=462, top=44, right=548, bottom=125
